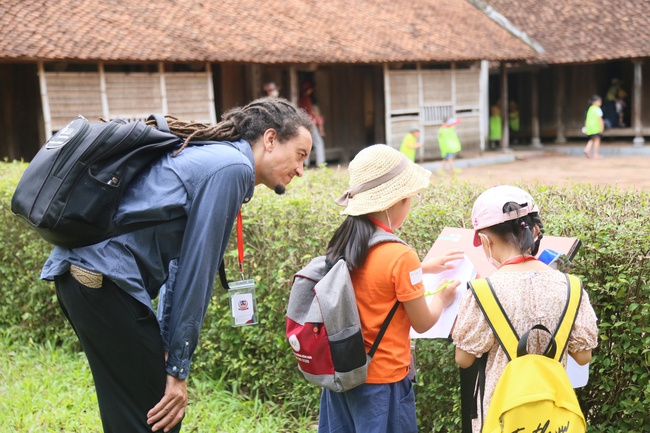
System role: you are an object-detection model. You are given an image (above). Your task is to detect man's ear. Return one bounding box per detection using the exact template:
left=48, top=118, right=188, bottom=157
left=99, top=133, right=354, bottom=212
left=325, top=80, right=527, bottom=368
left=263, top=128, right=278, bottom=152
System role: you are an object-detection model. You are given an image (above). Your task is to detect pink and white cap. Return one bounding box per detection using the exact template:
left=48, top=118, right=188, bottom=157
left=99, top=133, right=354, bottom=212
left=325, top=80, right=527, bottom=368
left=471, top=185, right=539, bottom=247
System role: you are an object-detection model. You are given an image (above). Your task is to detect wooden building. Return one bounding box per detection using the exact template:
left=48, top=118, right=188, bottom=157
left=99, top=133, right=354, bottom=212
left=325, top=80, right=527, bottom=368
left=0, top=0, right=533, bottom=162
left=478, top=0, right=650, bottom=147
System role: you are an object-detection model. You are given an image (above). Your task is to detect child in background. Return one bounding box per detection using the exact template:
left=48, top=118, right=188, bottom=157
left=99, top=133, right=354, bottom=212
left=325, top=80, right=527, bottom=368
left=489, top=105, right=502, bottom=150
left=452, top=185, right=598, bottom=433
left=583, top=95, right=604, bottom=159
left=508, top=100, right=520, bottom=144
left=312, top=105, right=326, bottom=138
left=319, top=144, right=460, bottom=433
left=436, top=117, right=462, bottom=175
left=399, top=127, right=422, bottom=162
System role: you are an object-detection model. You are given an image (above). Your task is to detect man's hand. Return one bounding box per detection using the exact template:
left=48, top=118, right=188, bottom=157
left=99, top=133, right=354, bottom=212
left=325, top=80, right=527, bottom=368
left=421, top=250, right=464, bottom=274
left=147, top=374, right=187, bottom=432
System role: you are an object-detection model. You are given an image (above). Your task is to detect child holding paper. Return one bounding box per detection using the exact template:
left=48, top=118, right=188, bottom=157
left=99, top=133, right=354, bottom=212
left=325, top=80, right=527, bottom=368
left=452, top=185, right=598, bottom=432
left=318, top=144, right=460, bottom=433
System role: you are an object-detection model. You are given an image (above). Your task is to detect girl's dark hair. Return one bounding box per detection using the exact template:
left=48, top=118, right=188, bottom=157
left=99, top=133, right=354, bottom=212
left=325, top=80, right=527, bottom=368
left=325, top=215, right=376, bottom=270
left=147, top=97, right=313, bottom=156
left=484, top=202, right=545, bottom=256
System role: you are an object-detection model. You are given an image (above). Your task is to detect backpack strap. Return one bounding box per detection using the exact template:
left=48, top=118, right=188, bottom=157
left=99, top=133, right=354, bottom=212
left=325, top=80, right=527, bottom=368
left=469, top=274, right=582, bottom=362
left=368, top=231, right=406, bottom=247
left=469, top=278, right=519, bottom=361
left=365, top=231, right=408, bottom=358
left=368, top=300, right=401, bottom=359
left=147, top=114, right=170, bottom=133
left=551, top=274, right=583, bottom=361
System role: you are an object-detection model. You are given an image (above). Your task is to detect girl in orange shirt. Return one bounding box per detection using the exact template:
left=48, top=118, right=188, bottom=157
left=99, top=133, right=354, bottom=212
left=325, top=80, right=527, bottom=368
left=319, top=144, right=460, bottom=433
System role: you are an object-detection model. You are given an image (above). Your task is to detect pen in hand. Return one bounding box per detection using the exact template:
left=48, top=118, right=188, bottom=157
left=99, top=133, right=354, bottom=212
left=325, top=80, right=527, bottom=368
left=425, top=280, right=452, bottom=297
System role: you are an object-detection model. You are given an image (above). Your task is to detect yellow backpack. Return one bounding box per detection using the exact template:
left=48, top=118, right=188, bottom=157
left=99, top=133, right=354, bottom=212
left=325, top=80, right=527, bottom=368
left=469, top=274, right=586, bottom=433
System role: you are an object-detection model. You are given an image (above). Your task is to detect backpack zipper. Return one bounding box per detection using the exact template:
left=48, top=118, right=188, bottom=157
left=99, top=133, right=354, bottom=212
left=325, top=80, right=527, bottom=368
left=52, top=121, right=119, bottom=178
left=50, top=120, right=91, bottom=176
left=90, top=122, right=152, bottom=186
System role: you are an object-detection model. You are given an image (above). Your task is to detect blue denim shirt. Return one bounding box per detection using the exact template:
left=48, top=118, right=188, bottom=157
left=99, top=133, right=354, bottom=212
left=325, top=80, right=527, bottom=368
left=41, top=140, right=255, bottom=379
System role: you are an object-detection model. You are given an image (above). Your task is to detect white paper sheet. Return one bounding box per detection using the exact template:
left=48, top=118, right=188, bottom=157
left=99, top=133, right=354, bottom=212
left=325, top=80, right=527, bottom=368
left=567, top=357, right=590, bottom=388
left=410, top=255, right=477, bottom=339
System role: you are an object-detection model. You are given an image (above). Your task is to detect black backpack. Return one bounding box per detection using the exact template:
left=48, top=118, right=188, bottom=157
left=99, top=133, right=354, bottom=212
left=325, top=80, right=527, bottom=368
left=11, top=114, right=182, bottom=248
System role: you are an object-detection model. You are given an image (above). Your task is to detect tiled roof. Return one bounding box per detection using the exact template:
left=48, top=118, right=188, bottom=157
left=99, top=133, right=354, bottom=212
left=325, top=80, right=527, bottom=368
left=481, top=0, right=650, bottom=63
left=0, top=0, right=534, bottom=63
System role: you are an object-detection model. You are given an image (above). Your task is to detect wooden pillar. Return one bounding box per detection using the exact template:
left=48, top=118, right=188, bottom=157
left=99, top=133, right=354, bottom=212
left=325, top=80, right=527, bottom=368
left=206, top=63, right=217, bottom=124
left=158, top=62, right=168, bottom=116
left=373, top=65, right=386, bottom=145
left=479, top=60, right=489, bottom=153
left=554, top=66, right=566, bottom=144
left=37, top=62, right=52, bottom=141
left=530, top=69, right=542, bottom=148
left=500, top=63, right=510, bottom=150
left=384, top=64, right=392, bottom=147
left=632, top=59, right=645, bottom=147
left=417, top=62, right=425, bottom=162
left=289, top=66, right=299, bottom=106
left=98, top=63, right=110, bottom=119
left=250, top=64, right=262, bottom=100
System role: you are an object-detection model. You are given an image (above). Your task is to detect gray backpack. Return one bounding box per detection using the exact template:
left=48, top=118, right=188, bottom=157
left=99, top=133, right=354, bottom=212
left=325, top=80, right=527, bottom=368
left=286, top=232, right=406, bottom=392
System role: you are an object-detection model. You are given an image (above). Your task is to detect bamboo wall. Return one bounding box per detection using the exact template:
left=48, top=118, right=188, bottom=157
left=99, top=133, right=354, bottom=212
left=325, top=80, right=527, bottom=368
left=386, top=64, right=482, bottom=161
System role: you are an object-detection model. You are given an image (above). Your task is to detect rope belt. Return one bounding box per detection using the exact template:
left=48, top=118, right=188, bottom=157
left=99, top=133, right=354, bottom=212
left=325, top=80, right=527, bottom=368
left=70, top=264, right=103, bottom=289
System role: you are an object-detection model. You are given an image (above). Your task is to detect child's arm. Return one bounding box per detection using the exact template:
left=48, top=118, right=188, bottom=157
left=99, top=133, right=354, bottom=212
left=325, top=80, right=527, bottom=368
left=403, top=279, right=459, bottom=333
left=455, top=347, right=476, bottom=369
left=569, top=349, right=592, bottom=366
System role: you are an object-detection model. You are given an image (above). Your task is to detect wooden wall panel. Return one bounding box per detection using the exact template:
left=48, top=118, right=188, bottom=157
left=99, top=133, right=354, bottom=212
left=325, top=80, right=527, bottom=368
left=388, top=72, right=419, bottom=113
left=166, top=73, right=212, bottom=123
left=422, top=70, right=452, bottom=104
left=455, top=70, right=480, bottom=108
left=46, top=73, right=103, bottom=129
left=105, top=73, right=161, bottom=120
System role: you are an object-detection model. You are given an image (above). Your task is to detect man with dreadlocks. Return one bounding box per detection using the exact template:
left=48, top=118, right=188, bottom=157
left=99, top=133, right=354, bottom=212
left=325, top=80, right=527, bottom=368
left=40, top=97, right=313, bottom=433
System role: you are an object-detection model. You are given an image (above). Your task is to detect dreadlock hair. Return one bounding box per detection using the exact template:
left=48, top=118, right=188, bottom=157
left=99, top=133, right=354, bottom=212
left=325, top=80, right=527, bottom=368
left=483, top=202, right=545, bottom=256
left=325, top=215, right=376, bottom=270
left=146, top=97, right=313, bottom=157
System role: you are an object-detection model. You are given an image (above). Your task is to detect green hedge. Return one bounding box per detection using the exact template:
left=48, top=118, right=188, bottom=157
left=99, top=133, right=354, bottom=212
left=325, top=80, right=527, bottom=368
left=1, top=161, right=649, bottom=431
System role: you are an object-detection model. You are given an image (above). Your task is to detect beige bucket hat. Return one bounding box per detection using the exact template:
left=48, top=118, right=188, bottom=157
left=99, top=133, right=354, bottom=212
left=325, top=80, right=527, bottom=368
left=335, top=144, right=432, bottom=216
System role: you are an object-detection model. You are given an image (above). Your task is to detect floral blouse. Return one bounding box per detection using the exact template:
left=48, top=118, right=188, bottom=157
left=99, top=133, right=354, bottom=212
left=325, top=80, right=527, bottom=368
left=452, top=270, right=599, bottom=433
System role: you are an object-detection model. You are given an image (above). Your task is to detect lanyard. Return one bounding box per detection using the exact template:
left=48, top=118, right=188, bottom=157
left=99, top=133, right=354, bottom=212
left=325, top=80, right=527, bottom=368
left=368, top=216, right=393, bottom=234
left=237, top=208, right=245, bottom=280
left=500, top=255, right=536, bottom=267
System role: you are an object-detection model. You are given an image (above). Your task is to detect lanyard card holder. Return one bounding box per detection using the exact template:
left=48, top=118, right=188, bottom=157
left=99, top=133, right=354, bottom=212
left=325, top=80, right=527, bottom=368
left=228, top=279, right=258, bottom=327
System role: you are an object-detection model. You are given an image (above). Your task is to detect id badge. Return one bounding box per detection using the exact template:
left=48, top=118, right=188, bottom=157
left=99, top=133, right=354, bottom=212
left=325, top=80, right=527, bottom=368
left=228, top=279, right=258, bottom=327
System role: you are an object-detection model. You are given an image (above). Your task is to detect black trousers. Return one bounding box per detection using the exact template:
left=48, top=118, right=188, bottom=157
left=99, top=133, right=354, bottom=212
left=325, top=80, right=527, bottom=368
left=55, top=272, right=182, bottom=433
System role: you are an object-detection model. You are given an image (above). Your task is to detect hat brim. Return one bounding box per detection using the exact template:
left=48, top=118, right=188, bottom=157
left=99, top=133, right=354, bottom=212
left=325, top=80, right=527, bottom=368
left=473, top=231, right=482, bottom=247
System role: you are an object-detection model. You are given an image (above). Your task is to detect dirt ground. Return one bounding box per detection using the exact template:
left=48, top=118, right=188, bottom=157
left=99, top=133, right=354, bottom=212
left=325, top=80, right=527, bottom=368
left=438, top=151, right=649, bottom=190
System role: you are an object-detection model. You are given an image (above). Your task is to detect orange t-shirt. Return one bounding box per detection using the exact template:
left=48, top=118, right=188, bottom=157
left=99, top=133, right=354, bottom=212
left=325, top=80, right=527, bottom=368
left=350, top=242, right=425, bottom=383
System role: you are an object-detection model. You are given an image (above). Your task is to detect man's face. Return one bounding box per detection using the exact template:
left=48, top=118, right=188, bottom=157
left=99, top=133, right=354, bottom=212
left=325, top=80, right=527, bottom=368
left=412, top=130, right=420, bottom=139
left=260, top=126, right=312, bottom=194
